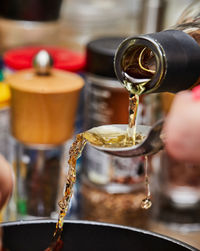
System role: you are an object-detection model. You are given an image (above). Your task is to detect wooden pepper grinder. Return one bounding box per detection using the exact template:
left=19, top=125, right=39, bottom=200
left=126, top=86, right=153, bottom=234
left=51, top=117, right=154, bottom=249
left=7, top=50, right=84, bottom=146
left=5, top=50, right=84, bottom=219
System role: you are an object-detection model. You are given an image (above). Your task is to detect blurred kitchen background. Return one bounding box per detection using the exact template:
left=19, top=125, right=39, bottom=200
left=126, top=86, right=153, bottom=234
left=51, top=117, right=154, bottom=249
left=1, top=0, right=200, bottom=249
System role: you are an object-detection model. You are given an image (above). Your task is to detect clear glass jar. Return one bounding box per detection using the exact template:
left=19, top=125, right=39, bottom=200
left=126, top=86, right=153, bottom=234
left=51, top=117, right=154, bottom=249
left=12, top=143, right=64, bottom=219
left=153, top=151, right=200, bottom=231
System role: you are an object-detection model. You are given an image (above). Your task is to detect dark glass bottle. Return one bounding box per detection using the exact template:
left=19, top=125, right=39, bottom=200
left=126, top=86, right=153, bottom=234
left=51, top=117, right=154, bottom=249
left=114, top=0, right=200, bottom=95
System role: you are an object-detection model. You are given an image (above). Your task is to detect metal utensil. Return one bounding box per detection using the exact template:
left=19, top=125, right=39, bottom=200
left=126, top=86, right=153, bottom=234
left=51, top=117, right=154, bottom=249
left=87, top=120, right=164, bottom=157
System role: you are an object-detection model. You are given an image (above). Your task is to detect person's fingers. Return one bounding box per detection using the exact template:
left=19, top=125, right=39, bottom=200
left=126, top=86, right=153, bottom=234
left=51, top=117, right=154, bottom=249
left=164, top=91, right=189, bottom=159
left=0, top=155, right=14, bottom=210
left=164, top=91, right=200, bottom=163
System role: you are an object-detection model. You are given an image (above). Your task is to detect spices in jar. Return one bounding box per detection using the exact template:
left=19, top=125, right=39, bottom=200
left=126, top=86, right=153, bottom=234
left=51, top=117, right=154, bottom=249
left=81, top=182, right=149, bottom=228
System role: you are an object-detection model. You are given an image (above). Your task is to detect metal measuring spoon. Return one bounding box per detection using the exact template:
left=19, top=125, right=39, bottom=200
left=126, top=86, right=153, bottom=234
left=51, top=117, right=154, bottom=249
left=87, top=120, right=164, bottom=157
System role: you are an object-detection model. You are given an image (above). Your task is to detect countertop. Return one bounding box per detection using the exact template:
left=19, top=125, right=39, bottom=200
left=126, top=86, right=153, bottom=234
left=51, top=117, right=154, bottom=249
left=149, top=221, right=200, bottom=250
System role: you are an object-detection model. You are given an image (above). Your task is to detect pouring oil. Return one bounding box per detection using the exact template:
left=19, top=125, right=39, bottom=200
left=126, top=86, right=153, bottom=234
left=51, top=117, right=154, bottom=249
left=141, top=155, right=152, bottom=210
left=45, top=134, right=87, bottom=251
left=45, top=128, right=143, bottom=250
left=45, top=128, right=148, bottom=250
left=126, top=94, right=139, bottom=145
left=120, top=45, right=155, bottom=210
left=45, top=47, right=154, bottom=250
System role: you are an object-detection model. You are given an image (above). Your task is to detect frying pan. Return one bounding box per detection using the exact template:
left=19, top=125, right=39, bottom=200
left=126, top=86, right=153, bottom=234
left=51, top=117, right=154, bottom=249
left=1, top=220, right=198, bottom=251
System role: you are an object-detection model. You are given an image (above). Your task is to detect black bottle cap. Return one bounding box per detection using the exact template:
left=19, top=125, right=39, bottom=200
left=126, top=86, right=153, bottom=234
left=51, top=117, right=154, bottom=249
left=0, top=0, right=62, bottom=21
left=114, top=30, right=200, bottom=94
left=148, top=30, right=200, bottom=93
left=86, top=36, right=126, bottom=78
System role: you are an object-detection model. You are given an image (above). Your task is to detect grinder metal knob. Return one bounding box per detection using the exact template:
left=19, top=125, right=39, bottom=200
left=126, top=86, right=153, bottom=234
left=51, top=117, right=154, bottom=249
left=33, top=50, right=53, bottom=75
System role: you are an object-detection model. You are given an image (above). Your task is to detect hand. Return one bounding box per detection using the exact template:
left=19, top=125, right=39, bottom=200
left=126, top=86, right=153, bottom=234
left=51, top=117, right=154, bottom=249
left=164, top=90, right=200, bottom=163
left=0, top=155, right=14, bottom=210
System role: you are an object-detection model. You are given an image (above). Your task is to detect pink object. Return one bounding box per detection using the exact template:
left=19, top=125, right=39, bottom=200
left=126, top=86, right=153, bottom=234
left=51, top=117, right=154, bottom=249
left=192, top=85, right=200, bottom=101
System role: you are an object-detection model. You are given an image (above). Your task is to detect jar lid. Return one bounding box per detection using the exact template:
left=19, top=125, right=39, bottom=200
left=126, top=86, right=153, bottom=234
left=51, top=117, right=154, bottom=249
left=86, top=37, right=125, bottom=78
left=0, top=83, right=10, bottom=107
left=7, top=68, right=84, bottom=94
left=4, top=46, right=86, bottom=72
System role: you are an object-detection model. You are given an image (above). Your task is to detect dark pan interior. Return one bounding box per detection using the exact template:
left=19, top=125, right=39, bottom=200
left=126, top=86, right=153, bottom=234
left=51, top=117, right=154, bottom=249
left=2, top=220, right=198, bottom=251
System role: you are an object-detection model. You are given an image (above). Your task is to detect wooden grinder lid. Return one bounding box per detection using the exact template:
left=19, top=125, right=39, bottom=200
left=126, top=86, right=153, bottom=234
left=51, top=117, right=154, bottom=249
left=8, top=50, right=84, bottom=93
left=7, top=50, right=84, bottom=145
